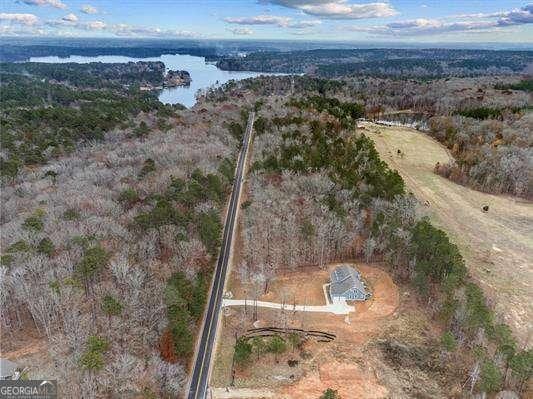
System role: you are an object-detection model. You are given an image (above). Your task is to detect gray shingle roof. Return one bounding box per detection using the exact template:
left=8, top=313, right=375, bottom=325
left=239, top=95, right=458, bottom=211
left=0, top=358, right=18, bottom=378
left=330, top=265, right=368, bottom=297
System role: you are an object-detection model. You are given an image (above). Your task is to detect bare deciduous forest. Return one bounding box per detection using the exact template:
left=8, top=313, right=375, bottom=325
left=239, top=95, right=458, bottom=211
left=208, top=75, right=532, bottom=198
left=1, top=62, right=531, bottom=397
left=1, top=72, right=244, bottom=395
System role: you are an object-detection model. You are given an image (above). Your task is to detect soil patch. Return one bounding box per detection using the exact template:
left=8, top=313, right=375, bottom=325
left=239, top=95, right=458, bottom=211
left=282, top=361, right=388, bottom=399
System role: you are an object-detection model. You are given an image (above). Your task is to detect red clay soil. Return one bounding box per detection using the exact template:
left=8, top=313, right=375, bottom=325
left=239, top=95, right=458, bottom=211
left=282, top=360, right=388, bottom=399
left=286, top=264, right=400, bottom=345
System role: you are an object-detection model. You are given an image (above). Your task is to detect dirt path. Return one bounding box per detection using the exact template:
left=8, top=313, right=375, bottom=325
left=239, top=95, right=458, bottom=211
left=362, top=122, right=533, bottom=345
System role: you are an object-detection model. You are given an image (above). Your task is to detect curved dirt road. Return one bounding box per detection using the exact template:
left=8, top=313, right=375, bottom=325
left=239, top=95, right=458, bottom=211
left=362, top=122, right=533, bottom=345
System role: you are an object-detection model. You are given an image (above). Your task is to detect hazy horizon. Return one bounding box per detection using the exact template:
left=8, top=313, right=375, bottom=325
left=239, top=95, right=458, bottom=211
left=2, top=35, right=532, bottom=51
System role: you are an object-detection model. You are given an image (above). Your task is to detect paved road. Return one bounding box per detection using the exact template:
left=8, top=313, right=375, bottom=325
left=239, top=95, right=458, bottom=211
left=187, top=111, right=255, bottom=399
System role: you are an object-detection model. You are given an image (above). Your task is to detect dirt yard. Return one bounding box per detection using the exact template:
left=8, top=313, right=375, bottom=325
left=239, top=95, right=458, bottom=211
left=362, top=122, right=533, bottom=345
left=282, top=360, right=389, bottom=399
left=213, top=263, right=409, bottom=398
left=227, top=264, right=399, bottom=342
left=232, top=268, right=329, bottom=306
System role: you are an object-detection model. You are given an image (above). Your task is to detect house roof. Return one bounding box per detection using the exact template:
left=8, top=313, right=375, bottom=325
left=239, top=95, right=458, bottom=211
left=0, top=358, right=18, bottom=378
left=330, top=265, right=368, bottom=297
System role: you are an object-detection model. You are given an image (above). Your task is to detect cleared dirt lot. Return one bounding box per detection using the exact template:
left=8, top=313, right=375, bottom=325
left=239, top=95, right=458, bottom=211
left=227, top=264, right=399, bottom=342
left=362, top=122, right=533, bottom=345
left=230, top=268, right=328, bottom=306
left=213, top=263, right=458, bottom=398
left=213, top=264, right=401, bottom=396
left=281, top=360, right=388, bottom=399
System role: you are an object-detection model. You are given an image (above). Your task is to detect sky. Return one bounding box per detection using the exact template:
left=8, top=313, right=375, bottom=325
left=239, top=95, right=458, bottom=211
left=1, top=0, right=532, bottom=43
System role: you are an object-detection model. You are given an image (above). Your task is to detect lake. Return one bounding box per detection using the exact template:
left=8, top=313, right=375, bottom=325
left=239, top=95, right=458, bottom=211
left=29, top=54, right=277, bottom=107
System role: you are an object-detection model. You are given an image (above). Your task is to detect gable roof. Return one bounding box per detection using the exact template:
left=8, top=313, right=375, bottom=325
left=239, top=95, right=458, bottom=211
left=330, top=265, right=368, bottom=297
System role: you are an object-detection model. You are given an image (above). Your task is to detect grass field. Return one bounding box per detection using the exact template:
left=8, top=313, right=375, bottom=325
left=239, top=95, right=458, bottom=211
left=362, top=122, right=533, bottom=345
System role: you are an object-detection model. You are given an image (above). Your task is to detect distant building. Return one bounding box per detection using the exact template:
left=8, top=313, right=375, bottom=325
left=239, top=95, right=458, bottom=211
left=329, top=265, right=371, bottom=302
left=0, top=358, right=19, bottom=380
